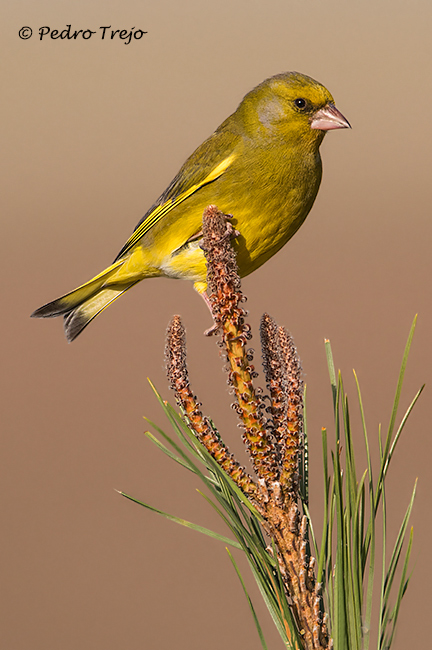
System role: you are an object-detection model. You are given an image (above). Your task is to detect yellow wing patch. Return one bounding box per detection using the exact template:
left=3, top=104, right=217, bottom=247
left=117, top=153, right=237, bottom=258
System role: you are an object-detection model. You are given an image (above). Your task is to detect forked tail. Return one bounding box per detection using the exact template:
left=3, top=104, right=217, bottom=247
left=62, top=283, right=138, bottom=342
left=31, top=259, right=138, bottom=342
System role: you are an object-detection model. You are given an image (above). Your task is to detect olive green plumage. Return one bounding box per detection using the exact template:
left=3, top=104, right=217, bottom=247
left=32, top=72, right=350, bottom=341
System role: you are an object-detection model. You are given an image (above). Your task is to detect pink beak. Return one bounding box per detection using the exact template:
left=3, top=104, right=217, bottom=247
left=310, top=104, right=351, bottom=131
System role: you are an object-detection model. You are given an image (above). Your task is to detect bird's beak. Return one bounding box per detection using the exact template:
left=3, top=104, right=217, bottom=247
left=310, top=104, right=351, bottom=131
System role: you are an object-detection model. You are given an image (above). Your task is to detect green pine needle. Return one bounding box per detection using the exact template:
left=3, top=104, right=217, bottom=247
left=121, top=319, right=420, bottom=650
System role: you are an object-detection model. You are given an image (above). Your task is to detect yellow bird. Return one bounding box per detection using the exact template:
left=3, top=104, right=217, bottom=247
left=32, top=72, right=350, bottom=341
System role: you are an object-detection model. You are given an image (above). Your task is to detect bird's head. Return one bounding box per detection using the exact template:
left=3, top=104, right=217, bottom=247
left=238, top=71, right=350, bottom=148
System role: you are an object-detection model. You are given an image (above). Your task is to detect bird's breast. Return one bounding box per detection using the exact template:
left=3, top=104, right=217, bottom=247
left=145, top=142, right=322, bottom=283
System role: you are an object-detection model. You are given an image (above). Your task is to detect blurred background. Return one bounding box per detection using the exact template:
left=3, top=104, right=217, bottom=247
left=2, top=1, right=431, bottom=648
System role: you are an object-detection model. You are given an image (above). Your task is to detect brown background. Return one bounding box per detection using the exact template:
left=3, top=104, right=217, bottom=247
left=2, top=1, right=431, bottom=648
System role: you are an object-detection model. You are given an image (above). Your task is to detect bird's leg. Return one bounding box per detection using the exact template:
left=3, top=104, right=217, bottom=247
left=186, top=230, right=203, bottom=244
left=200, top=291, right=220, bottom=336
left=197, top=212, right=240, bottom=337
left=187, top=214, right=238, bottom=245
left=217, top=214, right=239, bottom=241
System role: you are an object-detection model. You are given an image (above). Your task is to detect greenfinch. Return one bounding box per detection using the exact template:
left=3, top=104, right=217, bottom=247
left=32, top=72, right=350, bottom=341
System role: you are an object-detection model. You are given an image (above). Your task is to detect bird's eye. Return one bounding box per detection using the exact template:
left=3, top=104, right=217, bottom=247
left=294, top=98, right=307, bottom=110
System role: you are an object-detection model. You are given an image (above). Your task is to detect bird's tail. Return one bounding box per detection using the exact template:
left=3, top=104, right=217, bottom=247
left=31, top=259, right=138, bottom=342
left=62, top=283, right=138, bottom=342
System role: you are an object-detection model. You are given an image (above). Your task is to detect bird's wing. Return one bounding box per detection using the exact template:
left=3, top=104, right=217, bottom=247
left=115, top=126, right=240, bottom=260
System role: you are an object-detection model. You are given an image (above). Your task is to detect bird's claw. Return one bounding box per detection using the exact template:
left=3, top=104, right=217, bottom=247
left=220, top=214, right=240, bottom=241
left=197, top=213, right=239, bottom=250
left=203, top=322, right=221, bottom=337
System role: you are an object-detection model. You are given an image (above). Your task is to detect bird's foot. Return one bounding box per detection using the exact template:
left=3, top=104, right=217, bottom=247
left=196, top=213, right=239, bottom=249
left=196, top=213, right=239, bottom=336
left=215, top=213, right=240, bottom=242
left=220, top=213, right=240, bottom=240
left=223, top=221, right=240, bottom=241
left=199, top=290, right=221, bottom=336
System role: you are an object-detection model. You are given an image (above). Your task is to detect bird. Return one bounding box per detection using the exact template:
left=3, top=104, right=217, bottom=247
left=31, top=71, right=350, bottom=342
